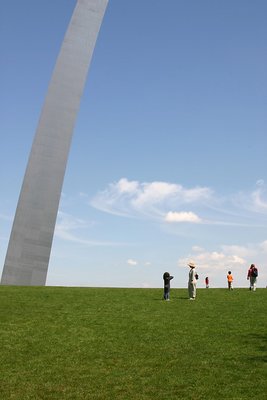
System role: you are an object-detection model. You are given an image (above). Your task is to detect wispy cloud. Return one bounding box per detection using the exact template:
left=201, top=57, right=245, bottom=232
left=55, top=212, right=127, bottom=247
left=232, top=180, right=267, bottom=214
left=90, top=178, right=267, bottom=227
left=0, top=213, right=12, bottom=221
left=91, top=178, right=211, bottom=223
left=251, top=188, right=267, bottom=212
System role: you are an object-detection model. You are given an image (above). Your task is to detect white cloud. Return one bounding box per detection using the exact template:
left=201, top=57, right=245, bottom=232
left=89, top=178, right=267, bottom=228
left=132, top=181, right=180, bottom=208
left=178, top=251, right=246, bottom=272
left=221, top=244, right=257, bottom=258
left=132, top=180, right=212, bottom=208
left=127, top=259, right=138, bottom=266
left=178, top=240, right=267, bottom=287
left=231, top=255, right=245, bottom=264
left=91, top=178, right=212, bottom=222
left=117, top=178, right=139, bottom=194
left=165, top=211, right=201, bottom=223
left=178, top=240, right=267, bottom=273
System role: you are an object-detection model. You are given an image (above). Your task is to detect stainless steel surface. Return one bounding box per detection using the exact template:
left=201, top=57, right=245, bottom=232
left=1, top=0, right=109, bottom=285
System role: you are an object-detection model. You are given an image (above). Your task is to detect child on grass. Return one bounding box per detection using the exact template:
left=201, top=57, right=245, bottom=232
left=227, top=271, right=233, bottom=290
left=163, top=272, right=174, bottom=301
left=205, top=276, right=209, bottom=289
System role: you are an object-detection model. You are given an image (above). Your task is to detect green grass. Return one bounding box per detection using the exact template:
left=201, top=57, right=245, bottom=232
left=0, top=287, right=266, bottom=399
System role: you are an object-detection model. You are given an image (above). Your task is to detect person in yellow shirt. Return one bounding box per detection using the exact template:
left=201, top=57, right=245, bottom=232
left=227, top=271, right=234, bottom=290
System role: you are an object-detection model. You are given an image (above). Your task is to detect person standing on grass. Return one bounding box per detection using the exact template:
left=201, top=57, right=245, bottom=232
left=227, top=271, right=234, bottom=290
left=188, top=262, right=198, bottom=300
left=247, top=264, right=258, bottom=291
left=163, top=272, right=174, bottom=301
left=205, top=276, right=209, bottom=289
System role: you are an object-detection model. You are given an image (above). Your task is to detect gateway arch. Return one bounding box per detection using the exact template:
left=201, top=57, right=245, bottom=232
left=1, top=0, right=109, bottom=285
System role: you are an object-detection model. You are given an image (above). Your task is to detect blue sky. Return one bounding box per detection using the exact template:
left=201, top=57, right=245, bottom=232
left=1, top=0, right=267, bottom=288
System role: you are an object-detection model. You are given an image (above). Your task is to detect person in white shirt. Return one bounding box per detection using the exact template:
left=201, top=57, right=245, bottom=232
left=188, top=262, right=198, bottom=300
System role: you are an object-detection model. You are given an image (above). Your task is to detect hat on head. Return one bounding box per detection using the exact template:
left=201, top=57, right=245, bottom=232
left=188, top=261, right=196, bottom=268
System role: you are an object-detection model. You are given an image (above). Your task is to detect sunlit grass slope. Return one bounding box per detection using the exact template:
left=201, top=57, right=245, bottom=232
left=1, top=286, right=266, bottom=399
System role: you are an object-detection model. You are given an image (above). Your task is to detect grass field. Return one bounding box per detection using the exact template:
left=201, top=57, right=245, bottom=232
left=0, top=286, right=266, bottom=399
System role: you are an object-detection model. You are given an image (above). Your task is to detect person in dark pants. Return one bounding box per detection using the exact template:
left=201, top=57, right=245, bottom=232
left=163, top=272, right=174, bottom=300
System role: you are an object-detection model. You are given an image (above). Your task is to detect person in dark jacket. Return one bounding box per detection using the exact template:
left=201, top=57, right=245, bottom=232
left=163, top=272, right=174, bottom=300
left=247, top=264, right=258, bottom=291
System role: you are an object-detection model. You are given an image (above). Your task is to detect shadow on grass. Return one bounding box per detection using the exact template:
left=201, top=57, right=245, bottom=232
left=153, top=297, right=189, bottom=301
left=175, top=296, right=190, bottom=300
